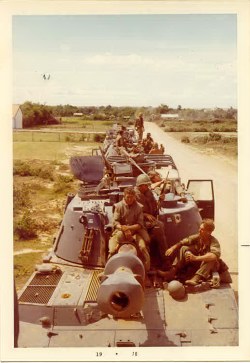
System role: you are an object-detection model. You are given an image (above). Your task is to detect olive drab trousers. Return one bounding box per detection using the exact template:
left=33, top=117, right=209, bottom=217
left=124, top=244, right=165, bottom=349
left=137, top=127, right=144, bottom=141
left=173, top=245, right=219, bottom=279
left=138, top=220, right=168, bottom=263
left=108, top=229, right=150, bottom=271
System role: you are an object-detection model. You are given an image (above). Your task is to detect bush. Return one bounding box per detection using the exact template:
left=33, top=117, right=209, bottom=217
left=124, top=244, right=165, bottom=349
left=181, top=136, right=190, bottom=143
left=37, top=218, right=59, bottom=232
left=53, top=174, right=74, bottom=193
left=58, top=163, right=69, bottom=171
left=15, top=211, right=39, bottom=239
left=219, top=127, right=237, bottom=132
left=209, top=132, right=222, bottom=141
left=193, top=135, right=209, bottom=144
left=58, top=174, right=73, bottom=183
left=32, top=165, right=54, bottom=180
left=13, top=184, right=31, bottom=210
left=13, top=160, right=32, bottom=176
left=94, top=134, right=105, bottom=142
left=65, top=135, right=72, bottom=142
left=13, top=161, right=54, bottom=180
left=79, top=134, right=86, bottom=141
left=222, top=137, right=237, bottom=144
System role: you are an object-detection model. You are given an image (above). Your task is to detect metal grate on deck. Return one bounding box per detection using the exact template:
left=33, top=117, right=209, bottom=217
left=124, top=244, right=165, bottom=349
left=19, top=271, right=63, bottom=304
left=85, top=270, right=102, bottom=302
left=19, top=285, right=57, bottom=304
left=29, top=271, right=62, bottom=285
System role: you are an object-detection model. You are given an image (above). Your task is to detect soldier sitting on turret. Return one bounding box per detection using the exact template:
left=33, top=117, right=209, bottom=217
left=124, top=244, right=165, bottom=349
left=132, top=141, right=144, bottom=154
left=108, top=187, right=150, bottom=272
left=157, top=219, right=223, bottom=285
left=115, top=130, right=126, bottom=148
left=142, top=133, right=154, bottom=154
left=149, top=142, right=162, bottom=155
left=148, top=170, right=187, bottom=201
left=134, top=174, right=169, bottom=265
left=160, top=144, right=165, bottom=154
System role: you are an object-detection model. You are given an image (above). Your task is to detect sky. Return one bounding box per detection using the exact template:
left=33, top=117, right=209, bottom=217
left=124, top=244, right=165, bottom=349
left=13, top=14, right=237, bottom=109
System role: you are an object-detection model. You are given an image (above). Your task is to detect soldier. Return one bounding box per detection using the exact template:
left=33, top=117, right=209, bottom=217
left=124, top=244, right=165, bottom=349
left=135, top=113, right=144, bottom=141
left=148, top=170, right=187, bottom=201
left=157, top=219, right=221, bottom=285
left=147, top=170, right=165, bottom=195
left=160, top=144, right=165, bottom=154
left=134, top=174, right=169, bottom=264
left=108, top=187, right=150, bottom=271
left=143, top=133, right=154, bottom=154
left=115, top=130, right=125, bottom=148
left=132, top=140, right=144, bottom=154
left=149, top=142, right=162, bottom=155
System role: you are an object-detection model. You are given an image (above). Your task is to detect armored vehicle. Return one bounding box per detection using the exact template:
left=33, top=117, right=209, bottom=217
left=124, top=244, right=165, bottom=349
left=16, top=130, right=238, bottom=347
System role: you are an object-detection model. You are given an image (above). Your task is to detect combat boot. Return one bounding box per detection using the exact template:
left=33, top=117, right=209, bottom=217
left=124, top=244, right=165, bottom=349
left=157, top=267, right=176, bottom=282
left=185, top=274, right=201, bottom=286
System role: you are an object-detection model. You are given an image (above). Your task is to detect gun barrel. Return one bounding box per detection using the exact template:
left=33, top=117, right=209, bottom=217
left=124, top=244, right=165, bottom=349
left=97, top=250, right=145, bottom=318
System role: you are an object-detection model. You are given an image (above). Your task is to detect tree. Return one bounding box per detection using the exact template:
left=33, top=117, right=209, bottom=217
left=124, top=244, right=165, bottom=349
left=21, top=102, right=58, bottom=127
left=156, top=104, right=170, bottom=114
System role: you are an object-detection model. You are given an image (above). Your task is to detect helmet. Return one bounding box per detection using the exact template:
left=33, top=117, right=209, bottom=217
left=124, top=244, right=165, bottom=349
left=136, top=174, right=151, bottom=186
left=167, top=280, right=186, bottom=300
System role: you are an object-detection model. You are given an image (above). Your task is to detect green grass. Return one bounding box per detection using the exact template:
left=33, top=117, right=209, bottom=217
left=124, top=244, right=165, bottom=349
left=13, top=131, right=106, bottom=143
left=60, top=117, right=114, bottom=130
left=13, top=141, right=100, bottom=160
left=14, top=251, right=49, bottom=290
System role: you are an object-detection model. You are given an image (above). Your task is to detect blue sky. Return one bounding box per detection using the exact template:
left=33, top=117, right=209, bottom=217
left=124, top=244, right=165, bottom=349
left=13, top=14, right=237, bottom=108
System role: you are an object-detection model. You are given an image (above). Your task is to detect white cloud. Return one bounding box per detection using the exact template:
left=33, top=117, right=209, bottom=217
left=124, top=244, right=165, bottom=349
left=13, top=46, right=236, bottom=108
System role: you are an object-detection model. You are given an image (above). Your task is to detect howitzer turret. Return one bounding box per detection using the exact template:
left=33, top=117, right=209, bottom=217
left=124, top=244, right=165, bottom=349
left=97, top=245, right=145, bottom=318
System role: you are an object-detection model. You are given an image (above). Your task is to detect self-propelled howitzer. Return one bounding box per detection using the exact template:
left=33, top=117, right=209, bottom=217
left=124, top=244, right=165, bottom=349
left=16, top=139, right=238, bottom=348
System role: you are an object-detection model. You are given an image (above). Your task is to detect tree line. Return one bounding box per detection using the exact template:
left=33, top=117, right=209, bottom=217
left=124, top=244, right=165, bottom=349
left=20, top=101, right=237, bottom=128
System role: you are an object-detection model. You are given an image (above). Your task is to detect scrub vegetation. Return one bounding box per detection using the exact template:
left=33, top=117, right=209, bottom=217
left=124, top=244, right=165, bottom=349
left=13, top=142, right=99, bottom=290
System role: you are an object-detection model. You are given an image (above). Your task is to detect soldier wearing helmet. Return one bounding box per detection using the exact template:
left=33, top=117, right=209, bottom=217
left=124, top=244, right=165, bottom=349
left=149, top=142, right=162, bottom=155
left=135, top=174, right=169, bottom=264
left=142, top=133, right=154, bottom=154
left=108, top=187, right=150, bottom=271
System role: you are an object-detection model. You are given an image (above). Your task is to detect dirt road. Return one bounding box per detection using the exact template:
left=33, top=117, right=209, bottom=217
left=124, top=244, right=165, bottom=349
left=144, top=122, right=238, bottom=274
